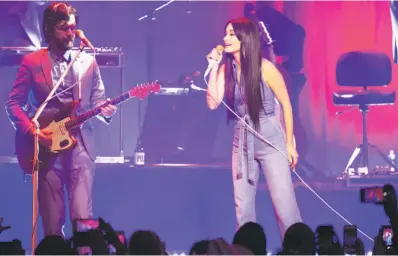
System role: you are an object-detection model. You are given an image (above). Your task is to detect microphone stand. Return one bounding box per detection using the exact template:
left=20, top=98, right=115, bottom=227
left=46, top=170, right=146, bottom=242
left=30, top=41, right=86, bottom=253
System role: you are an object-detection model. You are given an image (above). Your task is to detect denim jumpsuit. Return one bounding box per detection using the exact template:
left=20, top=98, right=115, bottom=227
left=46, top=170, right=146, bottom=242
left=231, top=61, right=302, bottom=238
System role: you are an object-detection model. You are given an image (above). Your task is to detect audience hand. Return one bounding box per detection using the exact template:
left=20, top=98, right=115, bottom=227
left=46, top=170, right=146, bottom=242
left=99, top=218, right=127, bottom=255
left=383, top=184, right=398, bottom=219
left=0, top=217, right=11, bottom=234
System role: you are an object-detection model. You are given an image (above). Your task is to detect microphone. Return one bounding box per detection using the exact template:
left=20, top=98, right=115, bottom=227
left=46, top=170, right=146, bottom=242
left=75, top=29, right=95, bottom=51
left=204, top=45, right=224, bottom=77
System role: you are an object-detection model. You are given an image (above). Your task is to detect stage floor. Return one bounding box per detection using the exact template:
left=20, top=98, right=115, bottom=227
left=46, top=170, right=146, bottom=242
left=0, top=161, right=391, bottom=253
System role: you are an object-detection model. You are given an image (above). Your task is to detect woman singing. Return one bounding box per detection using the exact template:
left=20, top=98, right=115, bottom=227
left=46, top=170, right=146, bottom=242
left=206, top=17, right=302, bottom=237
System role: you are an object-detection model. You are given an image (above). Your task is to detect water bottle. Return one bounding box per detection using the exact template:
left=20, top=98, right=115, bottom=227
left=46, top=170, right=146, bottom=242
left=134, top=142, right=145, bottom=167
left=388, top=150, right=396, bottom=172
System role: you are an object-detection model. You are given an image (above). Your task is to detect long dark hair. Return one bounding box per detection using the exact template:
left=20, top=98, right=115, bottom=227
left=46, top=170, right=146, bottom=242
left=224, top=17, right=263, bottom=129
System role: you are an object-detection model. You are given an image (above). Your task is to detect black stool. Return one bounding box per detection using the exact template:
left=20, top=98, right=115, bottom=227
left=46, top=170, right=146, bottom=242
left=333, top=51, right=396, bottom=174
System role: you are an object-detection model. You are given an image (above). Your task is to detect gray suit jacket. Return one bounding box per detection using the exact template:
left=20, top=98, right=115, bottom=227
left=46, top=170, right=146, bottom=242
left=5, top=48, right=111, bottom=161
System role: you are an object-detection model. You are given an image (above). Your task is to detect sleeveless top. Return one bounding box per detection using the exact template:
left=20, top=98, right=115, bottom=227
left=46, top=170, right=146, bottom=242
left=232, top=60, right=276, bottom=118
left=231, top=60, right=278, bottom=184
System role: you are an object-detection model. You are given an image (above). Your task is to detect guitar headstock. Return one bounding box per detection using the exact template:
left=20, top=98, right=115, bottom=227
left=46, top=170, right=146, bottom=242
left=130, top=82, right=161, bottom=100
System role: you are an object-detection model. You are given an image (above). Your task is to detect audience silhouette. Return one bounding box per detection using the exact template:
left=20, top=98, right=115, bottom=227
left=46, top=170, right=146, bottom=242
left=0, top=183, right=397, bottom=255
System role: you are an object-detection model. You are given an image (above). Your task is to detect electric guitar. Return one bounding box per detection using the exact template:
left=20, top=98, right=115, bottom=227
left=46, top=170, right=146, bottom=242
left=15, top=82, right=161, bottom=175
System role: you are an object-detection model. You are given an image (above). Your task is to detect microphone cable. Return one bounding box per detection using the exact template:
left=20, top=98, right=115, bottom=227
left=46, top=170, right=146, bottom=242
left=190, top=74, right=375, bottom=242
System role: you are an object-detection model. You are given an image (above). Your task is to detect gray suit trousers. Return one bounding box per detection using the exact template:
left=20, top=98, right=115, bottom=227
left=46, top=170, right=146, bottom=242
left=38, top=129, right=95, bottom=236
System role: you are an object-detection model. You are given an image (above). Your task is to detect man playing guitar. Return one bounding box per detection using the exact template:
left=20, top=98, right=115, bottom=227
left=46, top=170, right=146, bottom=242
left=5, top=2, right=117, bottom=237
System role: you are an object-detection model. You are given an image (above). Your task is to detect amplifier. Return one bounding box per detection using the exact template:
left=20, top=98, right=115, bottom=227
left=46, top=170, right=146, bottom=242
left=0, top=46, right=124, bottom=68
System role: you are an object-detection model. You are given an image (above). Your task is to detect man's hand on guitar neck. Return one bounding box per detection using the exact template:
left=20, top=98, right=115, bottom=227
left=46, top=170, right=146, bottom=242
left=100, top=98, right=117, bottom=118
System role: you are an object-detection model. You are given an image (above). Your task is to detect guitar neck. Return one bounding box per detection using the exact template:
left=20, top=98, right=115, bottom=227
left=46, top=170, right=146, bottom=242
left=65, top=91, right=131, bottom=130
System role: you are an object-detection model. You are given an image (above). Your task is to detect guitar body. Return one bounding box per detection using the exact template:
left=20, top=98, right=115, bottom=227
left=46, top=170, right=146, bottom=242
left=15, top=101, right=79, bottom=175
left=13, top=82, right=161, bottom=175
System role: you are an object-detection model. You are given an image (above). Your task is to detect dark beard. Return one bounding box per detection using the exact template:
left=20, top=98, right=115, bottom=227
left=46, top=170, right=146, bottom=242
left=55, top=38, right=74, bottom=51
